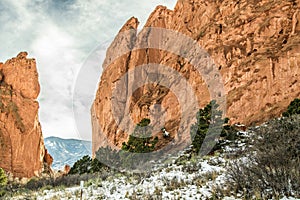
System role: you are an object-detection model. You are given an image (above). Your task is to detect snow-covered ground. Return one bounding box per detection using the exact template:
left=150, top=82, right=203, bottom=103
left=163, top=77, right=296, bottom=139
left=9, top=144, right=238, bottom=199
left=29, top=156, right=228, bottom=200
left=8, top=129, right=300, bottom=200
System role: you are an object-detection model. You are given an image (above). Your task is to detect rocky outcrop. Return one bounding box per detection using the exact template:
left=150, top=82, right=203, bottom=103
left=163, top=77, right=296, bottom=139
left=0, top=52, right=52, bottom=178
left=92, top=0, right=300, bottom=155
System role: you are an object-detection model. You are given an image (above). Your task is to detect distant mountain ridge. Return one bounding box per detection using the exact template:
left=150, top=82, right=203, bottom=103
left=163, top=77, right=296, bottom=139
left=44, top=137, right=92, bottom=170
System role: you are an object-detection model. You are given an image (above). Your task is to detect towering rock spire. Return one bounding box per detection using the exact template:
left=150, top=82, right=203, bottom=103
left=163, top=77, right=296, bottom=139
left=0, top=52, right=52, bottom=178
left=92, top=0, right=300, bottom=156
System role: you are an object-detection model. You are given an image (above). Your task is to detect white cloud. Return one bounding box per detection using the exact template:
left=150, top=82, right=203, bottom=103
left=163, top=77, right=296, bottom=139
left=0, top=0, right=177, bottom=141
left=31, top=23, right=81, bottom=139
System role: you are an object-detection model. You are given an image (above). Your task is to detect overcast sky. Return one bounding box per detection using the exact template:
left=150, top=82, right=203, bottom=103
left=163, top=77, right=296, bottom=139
left=0, top=0, right=177, bottom=141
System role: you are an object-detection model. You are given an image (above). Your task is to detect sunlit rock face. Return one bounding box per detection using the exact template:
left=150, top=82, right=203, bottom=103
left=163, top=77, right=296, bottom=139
left=92, top=0, right=300, bottom=155
left=0, top=52, right=52, bottom=178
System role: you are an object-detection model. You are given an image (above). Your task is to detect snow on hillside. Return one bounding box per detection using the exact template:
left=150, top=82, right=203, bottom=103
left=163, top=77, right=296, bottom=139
left=13, top=134, right=248, bottom=199
left=44, top=137, right=92, bottom=170
left=8, top=126, right=299, bottom=200
left=15, top=154, right=228, bottom=200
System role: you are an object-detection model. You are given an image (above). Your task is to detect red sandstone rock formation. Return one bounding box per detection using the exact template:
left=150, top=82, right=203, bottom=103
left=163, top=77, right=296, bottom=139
left=0, top=52, right=52, bottom=178
left=64, top=165, right=71, bottom=175
left=92, top=0, right=300, bottom=155
left=44, top=149, right=53, bottom=167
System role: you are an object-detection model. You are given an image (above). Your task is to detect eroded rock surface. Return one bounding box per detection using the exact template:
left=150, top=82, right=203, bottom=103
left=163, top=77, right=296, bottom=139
left=0, top=52, right=52, bottom=178
left=92, top=0, right=300, bottom=155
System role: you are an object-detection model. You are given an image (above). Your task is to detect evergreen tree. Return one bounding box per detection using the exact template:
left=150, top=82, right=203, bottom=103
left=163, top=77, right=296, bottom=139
left=122, top=118, right=158, bottom=153
left=283, top=98, right=300, bottom=117
left=90, top=158, right=107, bottom=173
left=119, top=118, right=159, bottom=169
left=69, top=155, right=92, bottom=175
left=69, top=155, right=106, bottom=175
left=190, top=100, right=234, bottom=154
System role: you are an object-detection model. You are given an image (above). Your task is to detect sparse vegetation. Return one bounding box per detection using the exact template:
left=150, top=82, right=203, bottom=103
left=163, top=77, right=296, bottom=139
left=0, top=168, right=7, bottom=187
left=283, top=98, right=300, bottom=117
left=24, top=172, right=110, bottom=191
left=226, top=115, right=300, bottom=198
left=8, top=102, right=25, bottom=133
left=0, top=78, right=25, bottom=133
left=5, top=112, right=299, bottom=199
left=0, top=168, right=7, bottom=198
left=95, top=146, right=122, bottom=169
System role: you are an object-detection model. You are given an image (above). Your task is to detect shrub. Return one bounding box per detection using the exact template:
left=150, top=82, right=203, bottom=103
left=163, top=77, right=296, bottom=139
left=95, top=146, right=122, bottom=169
left=68, top=155, right=106, bottom=175
left=0, top=168, right=7, bottom=187
left=25, top=173, right=100, bottom=191
left=26, top=177, right=48, bottom=190
left=96, top=146, right=152, bottom=171
left=283, top=98, right=300, bottom=117
left=69, top=155, right=92, bottom=175
left=226, top=115, right=300, bottom=198
left=0, top=168, right=7, bottom=198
